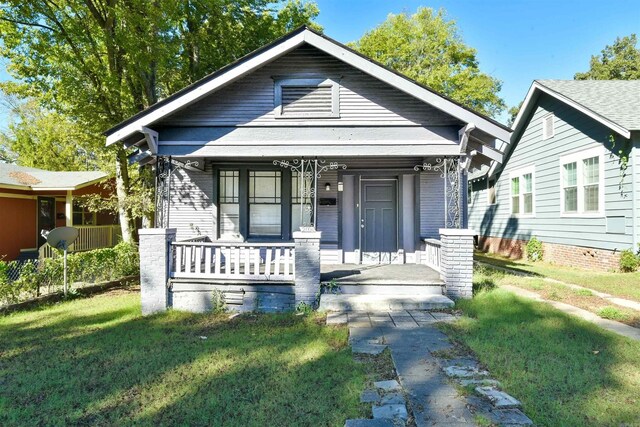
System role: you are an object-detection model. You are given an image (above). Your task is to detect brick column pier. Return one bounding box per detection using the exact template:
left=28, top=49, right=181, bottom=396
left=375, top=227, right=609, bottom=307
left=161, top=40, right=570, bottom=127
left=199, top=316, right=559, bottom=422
left=439, top=228, right=476, bottom=299
left=139, top=228, right=176, bottom=315
left=293, top=230, right=322, bottom=307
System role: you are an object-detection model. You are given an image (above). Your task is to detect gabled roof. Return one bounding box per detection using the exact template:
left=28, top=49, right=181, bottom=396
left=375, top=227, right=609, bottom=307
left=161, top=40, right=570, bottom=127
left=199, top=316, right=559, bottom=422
left=512, top=80, right=640, bottom=141
left=0, top=164, right=107, bottom=191
left=105, top=26, right=511, bottom=146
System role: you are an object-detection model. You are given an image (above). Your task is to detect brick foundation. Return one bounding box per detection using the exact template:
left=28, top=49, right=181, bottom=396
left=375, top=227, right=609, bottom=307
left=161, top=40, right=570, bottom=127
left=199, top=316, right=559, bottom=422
left=478, top=236, right=621, bottom=271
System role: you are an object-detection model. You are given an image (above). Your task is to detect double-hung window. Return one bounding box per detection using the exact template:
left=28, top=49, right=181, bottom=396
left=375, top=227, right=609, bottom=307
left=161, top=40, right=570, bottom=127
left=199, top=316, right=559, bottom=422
left=510, top=167, right=534, bottom=216
left=249, top=171, right=282, bottom=237
left=219, top=171, right=240, bottom=238
left=560, top=147, right=604, bottom=215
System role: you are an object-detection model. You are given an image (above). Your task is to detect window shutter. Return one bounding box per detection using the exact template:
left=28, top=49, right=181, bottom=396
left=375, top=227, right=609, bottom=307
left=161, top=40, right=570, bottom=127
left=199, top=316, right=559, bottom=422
left=281, top=85, right=333, bottom=115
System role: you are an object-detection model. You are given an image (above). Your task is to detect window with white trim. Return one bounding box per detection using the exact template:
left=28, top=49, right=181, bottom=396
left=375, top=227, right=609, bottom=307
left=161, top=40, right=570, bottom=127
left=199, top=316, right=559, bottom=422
left=542, top=113, right=555, bottom=140
left=560, top=147, right=604, bottom=215
left=249, top=171, right=282, bottom=237
left=274, top=77, right=339, bottom=118
left=510, top=167, right=534, bottom=216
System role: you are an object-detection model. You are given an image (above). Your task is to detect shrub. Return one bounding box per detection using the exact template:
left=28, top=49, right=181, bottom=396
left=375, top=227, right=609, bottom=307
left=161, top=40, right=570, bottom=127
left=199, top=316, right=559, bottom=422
left=526, top=236, right=544, bottom=262
left=619, top=249, right=639, bottom=273
left=0, top=241, right=139, bottom=306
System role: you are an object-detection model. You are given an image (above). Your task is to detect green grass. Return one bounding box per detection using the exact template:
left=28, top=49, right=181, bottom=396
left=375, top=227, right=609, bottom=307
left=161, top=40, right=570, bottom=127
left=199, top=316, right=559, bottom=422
left=442, top=289, right=640, bottom=426
left=598, top=306, right=631, bottom=322
left=475, top=251, right=640, bottom=302
left=0, top=290, right=369, bottom=426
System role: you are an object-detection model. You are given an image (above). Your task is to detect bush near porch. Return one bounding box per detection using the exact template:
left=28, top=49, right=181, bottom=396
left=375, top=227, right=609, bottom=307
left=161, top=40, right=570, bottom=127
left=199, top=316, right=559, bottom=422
left=441, top=287, right=640, bottom=426
left=0, top=241, right=139, bottom=305
left=0, top=289, right=370, bottom=426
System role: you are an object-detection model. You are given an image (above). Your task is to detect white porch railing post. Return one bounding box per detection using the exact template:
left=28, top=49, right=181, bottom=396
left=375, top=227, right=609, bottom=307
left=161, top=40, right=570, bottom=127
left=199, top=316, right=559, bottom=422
left=293, top=230, right=322, bottom=307
left=439, top=228, right=475, bottom=299
left=139, top=228, right=176, bottom=315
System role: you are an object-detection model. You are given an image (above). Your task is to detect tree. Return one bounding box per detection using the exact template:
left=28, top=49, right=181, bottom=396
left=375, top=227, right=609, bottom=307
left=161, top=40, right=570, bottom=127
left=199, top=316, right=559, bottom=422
left=350, top=7, right=505, bottom=118
left=575, top=34, right=640, bottom=80
left=0, top=95, right=105, bottom=171
left=0, top=0, right=319, bottom=241
left=507, top=101, right=523, bottom=127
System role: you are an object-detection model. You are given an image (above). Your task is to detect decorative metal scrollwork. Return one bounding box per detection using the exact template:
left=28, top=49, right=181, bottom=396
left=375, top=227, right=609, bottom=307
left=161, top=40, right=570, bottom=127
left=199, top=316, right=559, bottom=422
left=273, top=158, right=346, bottom=230
left=155, top=156, right=200, bottom=228
left=414, top=157, right=462, bottom=229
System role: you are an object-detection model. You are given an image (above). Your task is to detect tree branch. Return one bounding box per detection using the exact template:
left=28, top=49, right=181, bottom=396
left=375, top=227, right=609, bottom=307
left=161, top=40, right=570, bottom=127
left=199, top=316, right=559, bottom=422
left=0, top=16, right=55, bottom=32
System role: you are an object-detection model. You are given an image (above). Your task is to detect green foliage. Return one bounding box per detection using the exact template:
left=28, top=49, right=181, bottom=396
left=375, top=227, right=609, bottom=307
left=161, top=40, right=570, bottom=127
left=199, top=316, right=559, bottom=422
left=321, top=278, right=341, bottom=294
left=507, top=101, right=523, bottom=127
left=0, top=242, right=138, bottom=306
left=525, top=236, right=544, bottom=262
left=574, top=34, right=640, bottom=80
left=210, top=289, right=227, bottom=314
left=619, top=249, right=639, bottom=273
left=597, top=306, right=630, bottom=321
left=350, top=7, right=505, bottom=117
left=295, top=301, right=313, bottom=314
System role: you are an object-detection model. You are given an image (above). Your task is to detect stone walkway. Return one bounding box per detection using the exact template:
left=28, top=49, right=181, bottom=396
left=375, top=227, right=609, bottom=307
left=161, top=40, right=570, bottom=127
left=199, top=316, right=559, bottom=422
left=503, top=285, right=640, bottom=341
left=333, top=311, right=533, bottom=426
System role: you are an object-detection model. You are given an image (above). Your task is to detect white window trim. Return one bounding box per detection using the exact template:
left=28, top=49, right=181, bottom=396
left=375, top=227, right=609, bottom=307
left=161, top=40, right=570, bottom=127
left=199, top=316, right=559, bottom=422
left=273, top=77, right=340, bottom=119
left=542, top=113, right=555, bottom=140
left=559, top=146, right=605, bottom=218
left=487, top=177, right=497, bottom=205
left=509, top=165, right=536, bottom=218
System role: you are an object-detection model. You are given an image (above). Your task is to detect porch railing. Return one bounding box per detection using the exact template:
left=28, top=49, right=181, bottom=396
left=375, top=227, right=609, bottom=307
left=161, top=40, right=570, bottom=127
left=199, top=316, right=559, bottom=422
left=170, top=241, right=295, bottom=282
left=39, top=225, right=122, bottom=259
left=423, top=238, right=442, bottom=273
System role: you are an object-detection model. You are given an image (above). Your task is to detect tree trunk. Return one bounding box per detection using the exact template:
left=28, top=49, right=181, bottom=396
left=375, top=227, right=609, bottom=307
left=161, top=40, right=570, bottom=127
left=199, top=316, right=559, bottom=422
left=115, top=148, right=134, bottom=242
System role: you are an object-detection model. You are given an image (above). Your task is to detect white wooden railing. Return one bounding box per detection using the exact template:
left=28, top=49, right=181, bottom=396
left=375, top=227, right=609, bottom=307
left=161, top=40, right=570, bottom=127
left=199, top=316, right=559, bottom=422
left=171, top=241, right=295, bottom=282
left=423, top=238, right=442, bottom=273
left=39, top=225, right=122, bottom=259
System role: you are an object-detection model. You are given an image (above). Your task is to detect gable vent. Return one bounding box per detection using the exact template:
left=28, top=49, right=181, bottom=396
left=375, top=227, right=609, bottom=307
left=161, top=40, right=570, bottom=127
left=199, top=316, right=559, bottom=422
left=542, top=113, right=555, bottom=139
left=282, top=85, right=333, bottom=115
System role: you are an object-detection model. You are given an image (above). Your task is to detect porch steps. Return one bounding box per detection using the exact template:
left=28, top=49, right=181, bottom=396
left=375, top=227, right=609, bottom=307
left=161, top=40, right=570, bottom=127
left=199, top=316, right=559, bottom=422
left=318, top=294, right=454, bottom=312
left=337, top=284, right=445, bottom=296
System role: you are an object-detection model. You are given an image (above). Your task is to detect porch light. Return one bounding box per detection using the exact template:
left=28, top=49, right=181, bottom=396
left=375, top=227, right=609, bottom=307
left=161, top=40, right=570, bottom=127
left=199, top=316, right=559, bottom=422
left=325, top=182, right=331, bottom=191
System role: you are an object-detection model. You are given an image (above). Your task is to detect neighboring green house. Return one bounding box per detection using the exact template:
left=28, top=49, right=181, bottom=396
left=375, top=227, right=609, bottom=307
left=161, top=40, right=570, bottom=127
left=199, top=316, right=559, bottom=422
left=469, top=80, right=640, bottom=271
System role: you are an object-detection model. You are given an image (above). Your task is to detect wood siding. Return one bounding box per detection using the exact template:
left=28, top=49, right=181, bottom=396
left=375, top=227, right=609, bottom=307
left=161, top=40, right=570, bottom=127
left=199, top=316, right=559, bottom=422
left=168, top=163, right=215, bottom=241
left=420, top=171, right=445, bottom=238
left=160, top=45, right=459, bottom=128
left=469, top=93, right=634, bottom=252
left=0, top=197, right=37, bottom=259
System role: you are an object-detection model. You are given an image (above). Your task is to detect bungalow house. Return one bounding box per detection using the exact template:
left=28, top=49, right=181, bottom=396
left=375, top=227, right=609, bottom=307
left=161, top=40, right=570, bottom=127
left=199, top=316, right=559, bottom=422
left=0, top=164, right=121, bottom=261
left=469, top=80, right=640, bottom=271
left=105, top=27, right=511, bottom=314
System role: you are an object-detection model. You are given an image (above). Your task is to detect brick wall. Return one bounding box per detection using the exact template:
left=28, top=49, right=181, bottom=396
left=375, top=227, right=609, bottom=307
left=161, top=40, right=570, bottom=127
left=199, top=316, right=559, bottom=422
left=478, top=236, right=621, bottom=271
left=440, top=229, right=475, bottom=299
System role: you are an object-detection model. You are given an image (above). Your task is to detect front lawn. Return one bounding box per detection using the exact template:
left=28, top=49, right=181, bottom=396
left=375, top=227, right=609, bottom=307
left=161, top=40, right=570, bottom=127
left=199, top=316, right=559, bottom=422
left=441, top=289, right=640, bottom=426
left=0, top=290, right=367, bottom=426
left=475, top=251, right=640, bottom=302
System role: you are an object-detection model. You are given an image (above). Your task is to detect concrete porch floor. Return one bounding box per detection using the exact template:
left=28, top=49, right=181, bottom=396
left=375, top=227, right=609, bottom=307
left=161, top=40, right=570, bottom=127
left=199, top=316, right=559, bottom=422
left=320, top=263, right=443, bottom=285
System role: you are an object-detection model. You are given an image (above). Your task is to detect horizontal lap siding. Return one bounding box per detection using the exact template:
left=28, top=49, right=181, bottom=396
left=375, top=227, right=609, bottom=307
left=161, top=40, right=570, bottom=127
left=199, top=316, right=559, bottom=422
left=168, top=163, right=215, bottom=241
left=420, top=171, right=445, bottom=238
left=161, top=45, right=458, bottom=127
left=316, top=169, right=338, bottom=243
left=469, top=94, right=634, bottom=252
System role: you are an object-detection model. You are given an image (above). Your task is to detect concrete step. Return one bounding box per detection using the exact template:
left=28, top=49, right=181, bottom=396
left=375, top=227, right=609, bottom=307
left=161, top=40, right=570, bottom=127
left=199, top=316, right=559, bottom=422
left=319, top=294, right=454, bottom=312
left=336, top=284, right=444, bottom=296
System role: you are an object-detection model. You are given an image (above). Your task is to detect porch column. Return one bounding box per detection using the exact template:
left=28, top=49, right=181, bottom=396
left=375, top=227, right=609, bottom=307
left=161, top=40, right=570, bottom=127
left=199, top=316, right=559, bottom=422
left=65, top=190, right=73, bottom=226
left=439, top=228, right=475, bottom=299
left=293, top=230, right=322, bottom=307
left=139, top=228, right=176, bottom=315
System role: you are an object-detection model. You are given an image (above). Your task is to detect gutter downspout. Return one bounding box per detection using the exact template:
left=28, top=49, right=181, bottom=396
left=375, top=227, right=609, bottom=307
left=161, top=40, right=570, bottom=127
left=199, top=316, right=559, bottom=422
left=632, top=139, right=637, bottom=252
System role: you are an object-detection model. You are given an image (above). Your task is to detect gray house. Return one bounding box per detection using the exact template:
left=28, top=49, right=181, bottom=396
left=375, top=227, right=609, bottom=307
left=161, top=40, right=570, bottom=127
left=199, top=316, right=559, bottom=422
left=105, top=27, right=511, bottom=313
left=469, top=80, right=640, bottom=271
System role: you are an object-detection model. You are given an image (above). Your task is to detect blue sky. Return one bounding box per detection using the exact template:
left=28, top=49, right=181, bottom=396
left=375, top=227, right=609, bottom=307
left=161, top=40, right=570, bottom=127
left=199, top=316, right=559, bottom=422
left=0, top=0, right=638, bottom=127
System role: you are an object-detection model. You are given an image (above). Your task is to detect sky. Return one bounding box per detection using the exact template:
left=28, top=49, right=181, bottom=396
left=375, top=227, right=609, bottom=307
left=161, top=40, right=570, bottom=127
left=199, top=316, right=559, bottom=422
left=0, top=0, right=639, bottom=127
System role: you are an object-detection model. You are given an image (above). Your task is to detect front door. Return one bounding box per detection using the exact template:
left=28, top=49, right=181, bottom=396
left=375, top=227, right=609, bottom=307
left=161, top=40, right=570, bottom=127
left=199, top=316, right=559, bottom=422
left=360, top=180, right=398, bottom=264
left=37, top=197, right=56, bottom=247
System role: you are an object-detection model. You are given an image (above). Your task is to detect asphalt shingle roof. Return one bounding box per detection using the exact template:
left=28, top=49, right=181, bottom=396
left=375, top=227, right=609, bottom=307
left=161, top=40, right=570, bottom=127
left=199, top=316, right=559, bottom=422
left=537, top=80, right=640, bottom=131
left=0, top=164, right=106, bottom=189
